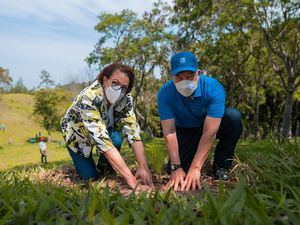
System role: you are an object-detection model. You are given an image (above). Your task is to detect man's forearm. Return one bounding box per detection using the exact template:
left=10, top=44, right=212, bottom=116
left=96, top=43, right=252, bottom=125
left=165, top=133, right=181, bottom=164
left=190, top=132, right=216, bottom=170
left=131, top=141, right=149, bottom=169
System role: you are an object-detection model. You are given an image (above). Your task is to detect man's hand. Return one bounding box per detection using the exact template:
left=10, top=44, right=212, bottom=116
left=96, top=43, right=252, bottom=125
left=165, top=168, right=186, bottom=191
left=182, top=167, right=201, bottom=192
left=135, top=166, right=154, bottom=187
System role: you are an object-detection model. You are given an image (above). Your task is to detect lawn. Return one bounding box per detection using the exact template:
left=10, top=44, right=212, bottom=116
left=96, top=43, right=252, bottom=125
left=0, top=93, right=69, bottom=170
left=0, top=94, right=299, bottom=224
left=0, top=137, right=299, bottom=225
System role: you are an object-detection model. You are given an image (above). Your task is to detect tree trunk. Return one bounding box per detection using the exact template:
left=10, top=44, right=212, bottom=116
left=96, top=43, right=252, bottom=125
left=253, top=94, right=260, bottom=139
left=296, top=121, right=299, bottom=137
left=225, top=71, right=234, bottom=107
left=133, top=73, right=145, bottom=111
left=281, top=90, right=293, bottom=138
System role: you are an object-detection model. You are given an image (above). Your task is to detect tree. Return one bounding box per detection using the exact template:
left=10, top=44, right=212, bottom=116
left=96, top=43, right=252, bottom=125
left=33, top=89, right=64, bottom=137
left=11, top=77, right=28, bottom=93
left=86, top=6, right=173, bottom=136
left=171, top=0, right=300, bottom=138
left=38, top=70, right=55, bottom=89
left=0, top=67, right=13, bottom=92
left=251, top=0, right=300, bottom=137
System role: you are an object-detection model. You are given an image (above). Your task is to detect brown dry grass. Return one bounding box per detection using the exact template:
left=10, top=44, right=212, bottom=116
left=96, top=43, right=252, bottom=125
left=30, top=159, right=244, bottom=197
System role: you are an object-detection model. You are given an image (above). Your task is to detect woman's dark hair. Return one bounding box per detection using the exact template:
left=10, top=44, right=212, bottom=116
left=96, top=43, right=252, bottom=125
left=97, top=63, right=135, bottom=93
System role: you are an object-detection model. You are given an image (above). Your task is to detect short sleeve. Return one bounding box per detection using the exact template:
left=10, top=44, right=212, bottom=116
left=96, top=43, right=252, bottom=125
left=207, top=80, right=226, bottom=118
left=157, top=87, right=175, bottom=121
left=118, top=95, right=142, bottom=144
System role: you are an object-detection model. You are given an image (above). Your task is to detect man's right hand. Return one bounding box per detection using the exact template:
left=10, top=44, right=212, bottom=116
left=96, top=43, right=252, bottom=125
left=165, top=168, right=186, bottom=191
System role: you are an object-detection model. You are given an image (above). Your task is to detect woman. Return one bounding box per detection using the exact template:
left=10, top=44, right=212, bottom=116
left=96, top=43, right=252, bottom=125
left=60, top=63, right=153, bottom=189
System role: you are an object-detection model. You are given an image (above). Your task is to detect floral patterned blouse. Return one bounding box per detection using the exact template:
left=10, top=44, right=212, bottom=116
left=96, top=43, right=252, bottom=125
left=60, top=80, right=141, bottom=157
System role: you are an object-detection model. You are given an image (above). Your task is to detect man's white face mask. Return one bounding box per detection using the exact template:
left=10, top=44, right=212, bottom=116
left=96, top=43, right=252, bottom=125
left=175, top=80, right=198, bottom=97
left=105, top=86, right=122, bottom=104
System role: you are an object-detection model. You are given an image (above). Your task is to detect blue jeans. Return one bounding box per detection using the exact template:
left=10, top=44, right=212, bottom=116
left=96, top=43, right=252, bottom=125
left=67, top=128, right=122, bottom=180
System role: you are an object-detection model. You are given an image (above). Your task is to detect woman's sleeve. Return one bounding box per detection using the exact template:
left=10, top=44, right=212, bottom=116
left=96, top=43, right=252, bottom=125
left=79, top=94, right=115, bottom=153
left=119, top=95, right=142, bottom=144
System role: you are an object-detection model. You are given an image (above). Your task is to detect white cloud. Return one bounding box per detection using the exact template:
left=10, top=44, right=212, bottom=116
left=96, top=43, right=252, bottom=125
left=0, top=0, right=173, bottom=88
left=0, top=0, right=172, bottom=27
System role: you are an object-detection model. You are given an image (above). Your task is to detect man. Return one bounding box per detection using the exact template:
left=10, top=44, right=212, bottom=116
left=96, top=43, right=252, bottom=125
left=158, top=51, right=242, bottom=192
left=39, top=137, right=47, bottom=163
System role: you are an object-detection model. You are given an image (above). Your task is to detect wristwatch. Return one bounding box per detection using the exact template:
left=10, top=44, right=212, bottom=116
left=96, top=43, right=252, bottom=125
left=170, top=163, right=182, bottom=171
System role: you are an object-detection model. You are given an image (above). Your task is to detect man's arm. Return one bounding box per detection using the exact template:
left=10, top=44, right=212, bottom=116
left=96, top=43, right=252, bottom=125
left=183, top=116, right=221, bottom=191
left=161, top=119, right=186, bottom=191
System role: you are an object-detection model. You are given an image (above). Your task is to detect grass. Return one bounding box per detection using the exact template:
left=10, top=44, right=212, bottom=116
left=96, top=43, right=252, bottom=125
left=0, top=138, right=299, bottom=225
left=0, top=93, right=68, bottom=170
left=0, top=142, right=70, bottom=171
left=0, top=93, right=299, bottom=224
left=0, top=93, right=63, bottom=144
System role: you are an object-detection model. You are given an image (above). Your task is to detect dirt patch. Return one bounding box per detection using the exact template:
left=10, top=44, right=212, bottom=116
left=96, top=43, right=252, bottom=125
left=31, top=161, right=244, bottom=196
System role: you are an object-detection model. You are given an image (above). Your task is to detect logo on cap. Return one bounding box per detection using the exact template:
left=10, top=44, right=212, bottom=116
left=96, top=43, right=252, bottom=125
left=180, top=57, right=186, bottom=64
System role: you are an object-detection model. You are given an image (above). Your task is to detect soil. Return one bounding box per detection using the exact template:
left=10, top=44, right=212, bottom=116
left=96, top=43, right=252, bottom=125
left=32, top=161, right=245, bottom=196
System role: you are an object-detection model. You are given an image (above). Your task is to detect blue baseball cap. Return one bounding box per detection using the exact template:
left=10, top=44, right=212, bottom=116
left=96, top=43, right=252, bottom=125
left=171, top=51, right=198, bottom=76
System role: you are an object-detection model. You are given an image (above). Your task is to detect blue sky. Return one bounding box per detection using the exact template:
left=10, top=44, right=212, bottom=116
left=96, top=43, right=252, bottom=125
left=0, top=0, right=170, bottom=89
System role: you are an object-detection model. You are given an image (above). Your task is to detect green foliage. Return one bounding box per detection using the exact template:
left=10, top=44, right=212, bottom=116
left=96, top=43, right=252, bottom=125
left=171, top=0, right=300, bottom=137
left=33, top=89, right=66, bottom=135
left=1, top=138, right=299, bottom=224
left=249, top=136, right=300, bottom=193
left=10, top=77, right=29, bottom=93
left=144, top=139, right=168, bottom=175
left=86, top=6, right=173, bottom=137
left=85, top=0, right=299, bottom=138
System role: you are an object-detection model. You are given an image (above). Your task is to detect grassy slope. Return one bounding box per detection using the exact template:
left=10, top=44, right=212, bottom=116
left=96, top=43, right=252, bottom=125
left=0, top=93, right=70, bottom=170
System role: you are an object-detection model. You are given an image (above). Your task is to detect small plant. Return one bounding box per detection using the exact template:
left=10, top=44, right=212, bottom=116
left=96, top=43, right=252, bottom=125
left=144, top=140, right=167, bottom=176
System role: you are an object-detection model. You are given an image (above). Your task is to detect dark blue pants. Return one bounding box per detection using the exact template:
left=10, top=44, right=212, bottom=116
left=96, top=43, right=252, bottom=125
left=67, top=128, right=122, bottom=181
left=167, top=107, right=242, bottom=173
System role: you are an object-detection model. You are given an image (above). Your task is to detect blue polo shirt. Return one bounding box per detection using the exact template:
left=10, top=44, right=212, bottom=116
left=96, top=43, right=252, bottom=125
left=158, top=75, right=226, bottom=128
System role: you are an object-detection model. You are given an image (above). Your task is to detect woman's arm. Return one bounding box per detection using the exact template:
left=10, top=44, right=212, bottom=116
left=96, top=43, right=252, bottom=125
left=103, top=148, right=138, bottom=189
left=118, top=95, right=153, bottom=186
left=131, top=141, right=154, bottom=186
left=78, top=95, right=138, bottom=189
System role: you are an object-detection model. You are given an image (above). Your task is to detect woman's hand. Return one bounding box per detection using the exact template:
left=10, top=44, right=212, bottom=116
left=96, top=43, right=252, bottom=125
left=126, top=175, right=152, bottom=192
left=135, top=166, right=154, bottom=187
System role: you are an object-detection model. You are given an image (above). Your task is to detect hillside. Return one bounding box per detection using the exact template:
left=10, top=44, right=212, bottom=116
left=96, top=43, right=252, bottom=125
left=0, top=93, right=69, bottom=170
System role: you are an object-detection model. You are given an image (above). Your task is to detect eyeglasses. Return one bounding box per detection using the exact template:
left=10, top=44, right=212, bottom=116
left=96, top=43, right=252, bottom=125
left=110, top=79, right=129, bottom=93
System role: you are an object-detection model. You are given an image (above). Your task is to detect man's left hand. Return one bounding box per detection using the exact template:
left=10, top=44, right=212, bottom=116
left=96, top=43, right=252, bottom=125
left=182, top=167, right=201, bottom=192
left=135, top=167, right=154, bottom=187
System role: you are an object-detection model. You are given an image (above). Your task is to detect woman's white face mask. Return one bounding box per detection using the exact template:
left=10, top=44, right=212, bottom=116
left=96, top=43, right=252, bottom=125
left=175, top=80, right=198, bottom=97
left=105, top=86, right=122, bottom=104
